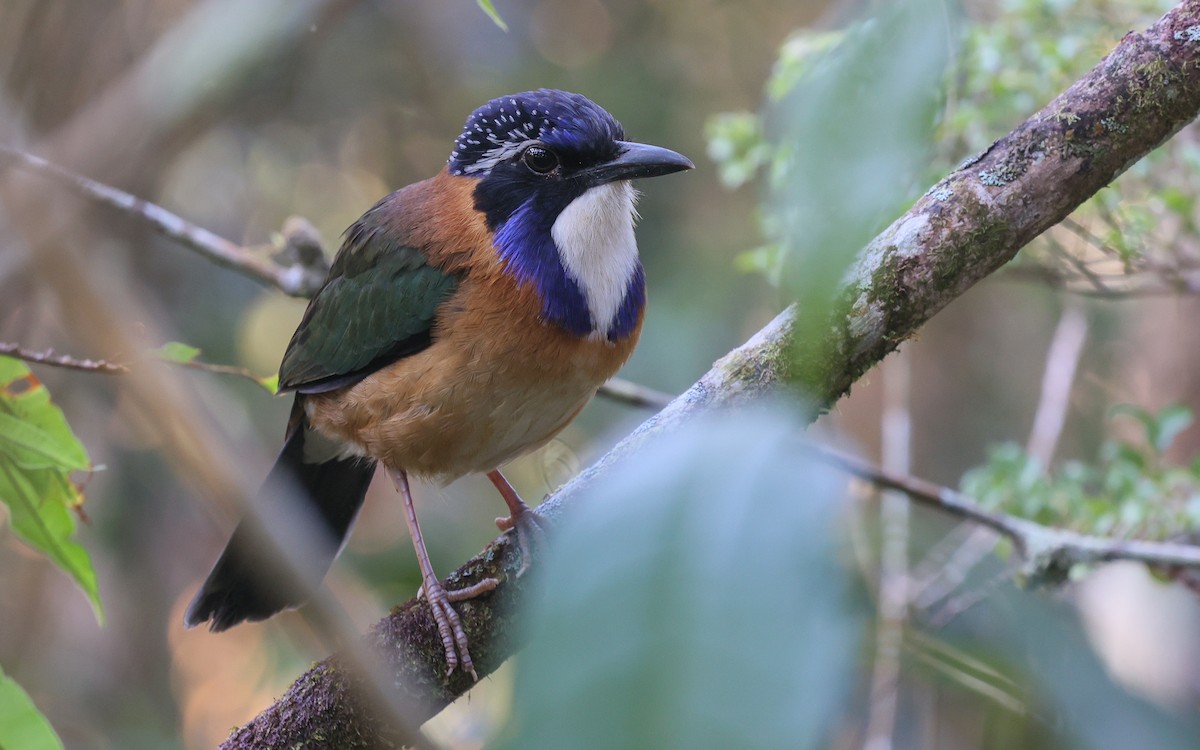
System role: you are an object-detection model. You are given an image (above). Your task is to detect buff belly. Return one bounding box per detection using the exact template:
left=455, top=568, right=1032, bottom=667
left=303, top=301, right=639, bottom=482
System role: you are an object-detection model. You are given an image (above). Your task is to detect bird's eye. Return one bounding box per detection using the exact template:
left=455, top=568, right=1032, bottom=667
left=522, top=145, right=559, bottom=174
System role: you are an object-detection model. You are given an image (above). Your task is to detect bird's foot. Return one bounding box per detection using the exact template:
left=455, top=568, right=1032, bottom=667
left=421, top=576, right=480, bottom=681
left=418, top=577, right=500, bottom=602
left=495, top=506, right=549, bottom=579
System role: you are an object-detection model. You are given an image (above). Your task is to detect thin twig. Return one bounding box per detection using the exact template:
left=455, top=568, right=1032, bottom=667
left=0, top=341, right=130, bottom=374
left=169, top=359, right=274, bottom=390
left=0, top=339, right=276, bottom=390
left=1027, top=303, right=1088, bottom=466
left=597, top=377, right=673, bottom=409
left=863, top=348, right=912, bottom=750
left=807, top=443, right=1200, bottom=574
left=0, top=144, right=329, bottom=298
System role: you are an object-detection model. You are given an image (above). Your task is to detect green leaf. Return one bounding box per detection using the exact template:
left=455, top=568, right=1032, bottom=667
left=0, top=362, right=88, bottom=471
left=766, top=0, right=955, bottom=360
left=502, top=409, right=861, bottom=750
left=149, top=341, right=201, bottom=364
left=257, top=373, right=280, bottom=394
left=0, top=413, right=88, bottom=470
left=0, top=666, right=63, bottom=750
left=1153, top=404, right=1193, bottom=454
left=475, top=0, right=508, bottom=31
left=0, top=357, right=103, bottom=623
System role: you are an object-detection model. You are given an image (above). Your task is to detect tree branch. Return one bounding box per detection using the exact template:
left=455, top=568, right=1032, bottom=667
left=0, top=144, right=329, bottom=297
left=808, top=443, right=1200, bottom=577
left=0, top=341, right=130, bottom=374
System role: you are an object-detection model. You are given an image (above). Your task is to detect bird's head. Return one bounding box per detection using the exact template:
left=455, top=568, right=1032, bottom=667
left=448, top=90, right=692, bottom=341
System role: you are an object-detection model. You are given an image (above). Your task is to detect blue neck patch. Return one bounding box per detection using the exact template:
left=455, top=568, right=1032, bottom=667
left=494, top=198, right=594, bottom=337
left=494, top=197, right=645, bottom=341
left=609, top=264, right=646, bottom=341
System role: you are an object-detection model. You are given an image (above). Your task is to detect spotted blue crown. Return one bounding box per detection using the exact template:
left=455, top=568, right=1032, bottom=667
left=449, top=90, right=625, bottom=177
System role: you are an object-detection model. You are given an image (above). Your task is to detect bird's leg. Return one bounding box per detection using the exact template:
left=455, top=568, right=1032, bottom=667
left=486, top=469, right=548, bottom=578
left=388, top=468, right=478, bottom=680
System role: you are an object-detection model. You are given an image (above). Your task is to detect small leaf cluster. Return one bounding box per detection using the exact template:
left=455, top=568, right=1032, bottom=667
left=962, top=404, right=1200, bottom=541
left=0, top=356, right=101, bottom=621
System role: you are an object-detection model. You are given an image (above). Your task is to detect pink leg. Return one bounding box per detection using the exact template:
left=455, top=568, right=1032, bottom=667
left=389, top=468, right=478, bottom=680
left=487, top=470, right=548, bottom=577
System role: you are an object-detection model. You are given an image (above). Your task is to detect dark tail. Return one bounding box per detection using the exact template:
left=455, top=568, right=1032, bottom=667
left=184, top=400, right=376, bottom=631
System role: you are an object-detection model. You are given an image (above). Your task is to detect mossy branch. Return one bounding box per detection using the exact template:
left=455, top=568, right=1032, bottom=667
left=793, top=0, right=1200, bottom=404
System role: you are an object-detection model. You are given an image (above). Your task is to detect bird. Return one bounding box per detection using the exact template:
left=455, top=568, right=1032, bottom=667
left=184, top=89, right=693, bottom=679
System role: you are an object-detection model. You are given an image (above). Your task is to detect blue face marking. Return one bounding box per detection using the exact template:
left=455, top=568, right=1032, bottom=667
left=493, top=197, right=594, bottom=337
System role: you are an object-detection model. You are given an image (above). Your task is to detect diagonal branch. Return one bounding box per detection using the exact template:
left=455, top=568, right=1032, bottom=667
left=0, top=341, right=130, bottom=374
left=0, top=144, right=329, bottom=297
left=219, top=3, right=1200, bottom=746
left=810, top=443, right=1200, bottom=574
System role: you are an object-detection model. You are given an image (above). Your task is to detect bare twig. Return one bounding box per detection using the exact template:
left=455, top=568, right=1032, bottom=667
left=597, top=377, right=673, bottom=409
left=0, top=339, right=278, bottom=390
left=0, top=341, right=130, bottom=374
left=167, top=358, right=274, bottom=390
left=912, top=302, right=1089, bottom=613
left=0, top=144, right=329, bottom=297
left=1027, top=303, right=1088, bottom=465
left=808, top=443, right=1200, bottom=575
left=863, top=348, right=912, bottom=750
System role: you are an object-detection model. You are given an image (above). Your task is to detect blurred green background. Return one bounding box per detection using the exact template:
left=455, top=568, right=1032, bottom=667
left=3, top=0, right=1200, bottom=748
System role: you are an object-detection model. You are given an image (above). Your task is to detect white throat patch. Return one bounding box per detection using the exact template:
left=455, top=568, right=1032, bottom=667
left=551, top=181, right=640, bottom=338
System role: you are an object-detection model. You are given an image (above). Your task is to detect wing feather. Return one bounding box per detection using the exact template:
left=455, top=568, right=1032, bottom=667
left=277, top=196, right=459, bottom=393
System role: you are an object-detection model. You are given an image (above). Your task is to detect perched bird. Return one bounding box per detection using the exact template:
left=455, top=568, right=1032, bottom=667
left=185, top=89, right=693, bottom=678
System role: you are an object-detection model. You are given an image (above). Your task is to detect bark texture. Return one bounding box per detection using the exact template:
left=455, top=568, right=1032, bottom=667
left=222, top=3, right=1200, bottom=747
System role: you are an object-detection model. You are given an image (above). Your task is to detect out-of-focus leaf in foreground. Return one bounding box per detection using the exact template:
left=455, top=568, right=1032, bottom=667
left=941, top=586, right=1200, bottom=748
left=713, top=0, right=953, bottom=327
left=476, top=0, right=508, bottom=31
left=0, top=356, right=102, bottom=623
left=501, top=407, right=862, bottom=750
left=0, top=665, right=63, bottom=750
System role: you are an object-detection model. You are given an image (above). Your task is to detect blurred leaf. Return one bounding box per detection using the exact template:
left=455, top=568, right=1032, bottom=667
left=706, top=0, right=954, bottom=303
left=0, top=363, right=88, bottom=473
left=941, top=586, right=1200, bottom=748
left=0, top=666, right=63, bottom=750
left=965, top=402, right=1200, bottom=545
left=502, top=408, right=862, bottom=750
left=768, top=0, right=954, bottom=298
left=766, top=30, right=844, bottom=101
left=257, top=372, right=280, bottom=394
left=1152, top=405, right=1193, bottom=454
left=149, top=341, right=201, bottom=364
left=475, top=0, right=508, bottom=31
left=0, top=357, right=102, bottom=623
left=705, top=112, right=770, bottom=189
left=0, top=413, right=88, bottom=471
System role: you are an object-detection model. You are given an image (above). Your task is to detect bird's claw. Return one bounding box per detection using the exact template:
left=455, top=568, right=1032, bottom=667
left=418, top=575, right=500, bottom=681
left=422, top=577, right=478, bottom=681
left=495, top=507, right=549, bottom=578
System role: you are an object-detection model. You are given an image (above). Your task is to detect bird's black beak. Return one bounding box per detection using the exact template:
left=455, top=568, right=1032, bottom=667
left=581, top=141, right=694, bottom=185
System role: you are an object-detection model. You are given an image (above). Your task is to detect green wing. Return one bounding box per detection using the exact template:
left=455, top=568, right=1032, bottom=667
left=278, top=206, right=459, bottom=394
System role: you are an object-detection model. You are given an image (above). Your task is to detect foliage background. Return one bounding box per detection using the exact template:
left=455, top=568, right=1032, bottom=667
left=3, top=0, right=1200, bottom=748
